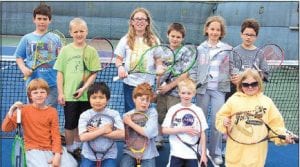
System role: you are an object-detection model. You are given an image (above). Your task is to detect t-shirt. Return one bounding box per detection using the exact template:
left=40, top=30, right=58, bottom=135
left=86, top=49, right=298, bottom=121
left=14, top=32, right=62, bottom=87
left=54, top=43, right=101, bottom=101
left=78, top=108, right=124, bottom=161
left=114, top=35, right=160, bottom=86
left=162, top=103, right=208, bottom=159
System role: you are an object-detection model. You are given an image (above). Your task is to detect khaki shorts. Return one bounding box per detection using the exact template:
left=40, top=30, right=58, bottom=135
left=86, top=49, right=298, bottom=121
left=156, top=94, right=180, bottom=124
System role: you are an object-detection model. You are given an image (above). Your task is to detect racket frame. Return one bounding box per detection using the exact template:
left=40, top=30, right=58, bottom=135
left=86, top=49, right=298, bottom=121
left=86, top=113, right=115, bottom=167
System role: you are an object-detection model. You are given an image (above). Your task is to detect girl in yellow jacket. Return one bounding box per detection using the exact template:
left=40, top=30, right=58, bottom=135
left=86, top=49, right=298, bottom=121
left=215, top=69, right=296, bottom=167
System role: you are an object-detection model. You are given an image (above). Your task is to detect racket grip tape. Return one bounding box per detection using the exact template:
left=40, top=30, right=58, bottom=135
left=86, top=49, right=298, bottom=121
left=113, top=76, right=120, bottom=82
left=278, top=135, right=299, bottom=143
left=73, top=81, right=84, bottom=97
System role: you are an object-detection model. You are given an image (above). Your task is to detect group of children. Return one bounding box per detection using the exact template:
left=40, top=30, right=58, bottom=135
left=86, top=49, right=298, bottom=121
left=2, top=2, right=296, bottom=167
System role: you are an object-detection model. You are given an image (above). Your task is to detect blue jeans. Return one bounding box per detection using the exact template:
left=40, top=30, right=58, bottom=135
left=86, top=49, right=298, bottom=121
left=80, top=157, right=116, bottom=167
left=196, top=89, right=225, bottom=158
left=46, top=86, right=58, bottom=108
left=123, top=83, right=135, bottom=113
left=120, top=153, right=155, bottom=167
left=170, top=156, right=198, bottom=167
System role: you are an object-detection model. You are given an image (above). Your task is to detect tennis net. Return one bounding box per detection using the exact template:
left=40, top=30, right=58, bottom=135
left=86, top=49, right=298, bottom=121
left=0, top=56, right=298, bottom=137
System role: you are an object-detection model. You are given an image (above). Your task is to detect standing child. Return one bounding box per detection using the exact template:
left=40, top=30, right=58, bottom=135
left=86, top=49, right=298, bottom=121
left=189, top=15, right=232, bottom=165
left=226, top=18, right=269, bottom=100
left=15, top=3, right=62, bottom=108
left=155, top=23, right=189, bottom=148
left=120, top=83, right=159, bottom=167
left=78, top=82, right=124, bottom=167
left=114, top=7, right=160, bottom=112
left=2, top=78, right=77, bottom=167
left=216, top=69, right=295, bottom=167
left=54, top=18, right=100, bottom=155
left=162, top=78, right=208, bottom=167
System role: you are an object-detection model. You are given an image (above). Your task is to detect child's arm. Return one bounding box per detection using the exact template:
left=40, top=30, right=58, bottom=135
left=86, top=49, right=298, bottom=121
left=1, top=101, right=23, bottom=132
left=56, top=71, right=65, bottom=106
left=50, top=109, right=62, bottom=154
left=103, top=112, right=125, bottom=140
left=16, top=58, right=32, bottom=78
left=79, top=124, right=113, bottom=142
left=47, top=153, right=61, bottom=167
left=73, top=72, right=97, bottom=99
left=157, top=73, right=188, bottom=94
left=162, top=126, right=199, bottom=136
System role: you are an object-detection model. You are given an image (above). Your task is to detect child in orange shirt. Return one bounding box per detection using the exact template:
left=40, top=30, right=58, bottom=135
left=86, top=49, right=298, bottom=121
left=2, top=78, right=77, bottom=167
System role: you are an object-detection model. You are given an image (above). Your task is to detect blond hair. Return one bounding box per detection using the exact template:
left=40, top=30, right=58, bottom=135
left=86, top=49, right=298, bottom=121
left=203, top=15, right=226, bottom=40
left=69, top=17, right=88, bottom=31
left=127, top=7, right=158, bottom=50
left=178, top=78, right=196, bottom=93
left=237, top=69, right=264, bottom=93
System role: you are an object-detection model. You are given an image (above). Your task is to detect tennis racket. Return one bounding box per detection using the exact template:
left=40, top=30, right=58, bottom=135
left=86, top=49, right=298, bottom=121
left=171, top=107, right=203, bottom=164
left=125, top=112, right=149, bottom=167
left=196, top=49, right=241, bottom=89
left=226, top=112, right=299, bottom=145
left=158, top=44, right=198, bottom=88
left=88, top=37, right=115, bottom=70
left=113, top=44, right=176, bottom=81
left=87, top=113, right=115, bottom=167
left=11, top=108, right=26, bottom=167
left=254, top=44, right=284, bottom=71
left=24, top=29, right=66, bottom=80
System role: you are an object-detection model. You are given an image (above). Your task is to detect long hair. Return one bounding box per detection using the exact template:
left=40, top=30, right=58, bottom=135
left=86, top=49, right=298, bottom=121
left=127, top=7, right=158, bottom=50
left=203, top=15, right=227, bottom=40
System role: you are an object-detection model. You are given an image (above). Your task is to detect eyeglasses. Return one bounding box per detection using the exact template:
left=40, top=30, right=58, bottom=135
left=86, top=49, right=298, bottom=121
left=241, top=81, right=259, bottom=88
left=242, top=33, right=257, bottom=37
left=132, top=17, right=148, bottom=22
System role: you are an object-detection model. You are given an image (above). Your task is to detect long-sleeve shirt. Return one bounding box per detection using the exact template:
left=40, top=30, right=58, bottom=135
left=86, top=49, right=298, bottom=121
left=2, top=104, right=62, bottom=153
left=215, top=92, right=287, bottom=167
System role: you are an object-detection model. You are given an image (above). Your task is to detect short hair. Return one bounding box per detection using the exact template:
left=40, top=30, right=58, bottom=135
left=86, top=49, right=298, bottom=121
left=27, top=78, right=50, bottom=103
left=69, top=17, right=88, bottom=31
left=167, top=22, right=186, bottom=38
left=178, top=78, right=196, bottom=93
left=203, top=15, right=226, bottom=40
left=237, top=69, right=264, bottom=93
left=241, top=18, right=260, bottom=36
left=132, top=83, right=154, bottom=100
left=87, top=82, right=111, bottom=100
left=33, top=3, right=52, bottom=20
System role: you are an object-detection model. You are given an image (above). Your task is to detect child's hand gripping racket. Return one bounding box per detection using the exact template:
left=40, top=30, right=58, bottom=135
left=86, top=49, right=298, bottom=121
left=113, top=44, right=176, bottom=81
left=24, top=29, right=66, bottom=80
left=171, top=107, right=206, bottom=166
left=196, top=49, right=241, bottom=89
left=225, top=112, right=298, bottom=145
left=125, top=112, right=149, bottom=167
left=10, top=104, right=26, bottom=167
left=157, top=44, right=198, bottom=93
left=87, top=113, right=115, bottom=167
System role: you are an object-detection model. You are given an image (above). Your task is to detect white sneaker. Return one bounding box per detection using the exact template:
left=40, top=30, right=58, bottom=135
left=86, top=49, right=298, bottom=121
left=213, top=157, right=223, bottom=165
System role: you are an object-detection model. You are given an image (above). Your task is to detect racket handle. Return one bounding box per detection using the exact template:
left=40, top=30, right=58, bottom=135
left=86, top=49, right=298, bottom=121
left=16, top=108, right=21, bottom=123
left=278, top=135, right=299, bottom=143
left=113, top=76, right=120, bottom=82
left=294, top=138, right=299, bottom=143
left=23, top=76, right=28, bottom=81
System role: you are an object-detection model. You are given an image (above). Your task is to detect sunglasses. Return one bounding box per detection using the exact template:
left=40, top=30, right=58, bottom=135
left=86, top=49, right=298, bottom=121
left=241, top=81, right=259, bottom=88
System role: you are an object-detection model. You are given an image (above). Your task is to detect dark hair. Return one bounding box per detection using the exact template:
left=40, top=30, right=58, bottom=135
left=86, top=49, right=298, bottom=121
left=167, top=22, right=186, bottom=38
left=87, top=82, right=111, bottom=100
left=241, top=18, right=260, bottom=36
left=33, top=3, right=52, bottom=20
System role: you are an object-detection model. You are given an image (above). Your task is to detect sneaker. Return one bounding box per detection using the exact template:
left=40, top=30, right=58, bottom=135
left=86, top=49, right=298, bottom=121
left=213, top=156, right=223, bottom=165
